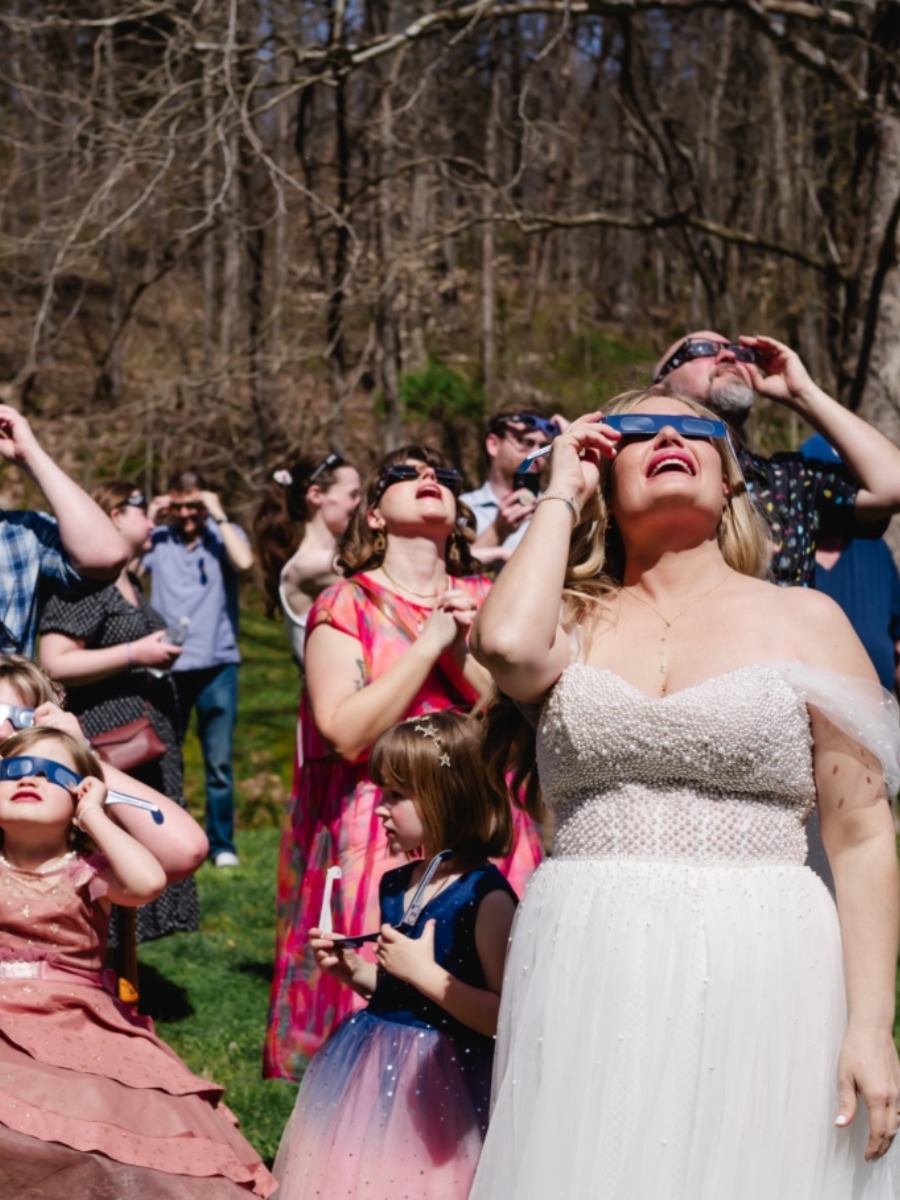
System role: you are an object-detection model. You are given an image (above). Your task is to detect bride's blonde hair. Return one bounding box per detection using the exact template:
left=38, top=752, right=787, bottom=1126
left=483, top=385, right=770, bottom=819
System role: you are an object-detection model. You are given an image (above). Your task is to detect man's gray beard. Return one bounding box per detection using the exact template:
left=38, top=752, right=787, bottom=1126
left=706, top=375, right=756, bottom=421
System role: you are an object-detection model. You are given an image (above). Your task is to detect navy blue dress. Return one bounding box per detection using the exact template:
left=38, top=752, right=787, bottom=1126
left=272, top=862, right=516, bottom=1199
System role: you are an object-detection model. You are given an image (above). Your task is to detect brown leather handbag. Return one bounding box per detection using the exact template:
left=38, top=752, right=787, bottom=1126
left=91, top=714, right=166, bottom=771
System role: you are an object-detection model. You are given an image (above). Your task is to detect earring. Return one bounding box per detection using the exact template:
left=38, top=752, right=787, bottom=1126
left=373, top=526, right=386, bottom=556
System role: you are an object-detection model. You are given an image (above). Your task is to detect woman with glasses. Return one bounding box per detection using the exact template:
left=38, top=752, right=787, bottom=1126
left=264, top=445, right=543, bottom=1080
left=253, top=451, right=361, bottom=669
left=469, top=387, right=900, bottom=1199
left=38, top=481, right=199, bottom=951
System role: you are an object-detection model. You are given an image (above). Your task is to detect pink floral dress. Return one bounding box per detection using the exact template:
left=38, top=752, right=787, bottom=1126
left=263, top=574, right=543, bottom=1079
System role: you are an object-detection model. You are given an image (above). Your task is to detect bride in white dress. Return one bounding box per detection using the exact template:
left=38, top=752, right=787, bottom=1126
left=469, top=387, right=900, bottom=1199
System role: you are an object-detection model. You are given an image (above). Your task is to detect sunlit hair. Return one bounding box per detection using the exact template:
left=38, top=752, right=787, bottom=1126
left=92, top=480, right=143, bottom=518
left=369, top=711, right=512, bottom=864
left=253, top=453, right=354, bottom=620
left=0, top=728, right=104, bottom=854
left=483, top=385, right=770, bottom=820
left=338, top=444, right=477, bottom=577
left=0, top=655, right=62, bottom=707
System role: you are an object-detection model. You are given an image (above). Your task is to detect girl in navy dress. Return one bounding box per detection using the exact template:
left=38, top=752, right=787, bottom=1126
left=272, top=710, right=518, bottom=1199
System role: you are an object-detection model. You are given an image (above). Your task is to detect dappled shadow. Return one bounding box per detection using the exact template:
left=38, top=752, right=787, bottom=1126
left=237, top=959, right=274, bottom=983
left=137, top=962, right=195, bottom=1022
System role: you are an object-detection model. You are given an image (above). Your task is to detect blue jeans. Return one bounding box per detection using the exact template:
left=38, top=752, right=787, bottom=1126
left=174, top=664, right=238, bottom=858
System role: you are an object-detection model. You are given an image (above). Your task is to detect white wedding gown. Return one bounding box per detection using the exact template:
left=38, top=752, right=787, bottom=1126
left=471, top=663, right=900, bottom=1200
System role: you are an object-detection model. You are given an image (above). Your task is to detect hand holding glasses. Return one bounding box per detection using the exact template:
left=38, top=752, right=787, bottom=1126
left=326, top=850, right=453, bottom=948
left=516, top=412, right=728, bottom=474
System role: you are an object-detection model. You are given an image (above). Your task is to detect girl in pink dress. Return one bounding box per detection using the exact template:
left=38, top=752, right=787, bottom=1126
left=0, top=726, right=273, bottom=1198
left=264, top=445, right=542, bottom=1080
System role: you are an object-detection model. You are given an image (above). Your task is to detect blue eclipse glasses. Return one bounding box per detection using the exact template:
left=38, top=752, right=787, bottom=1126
left=0, top=705, right=36, bottom=730
left=653, top=338, right=757, bottom=383
left=490, top=412, right=561, bottom=440
left=602, top=414, right=727, bottom=440
left=0, top=755, right=82, bottom=790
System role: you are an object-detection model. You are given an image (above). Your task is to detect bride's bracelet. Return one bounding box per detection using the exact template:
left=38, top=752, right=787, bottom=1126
left=535, top=491, right=580, bottom=525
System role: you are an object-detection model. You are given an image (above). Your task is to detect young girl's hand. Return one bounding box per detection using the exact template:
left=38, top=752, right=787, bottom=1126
left=73, top=777, right=109, bottom=828
left=309, top=927, right=357, bottom=981
left=376, top=920, right=438, bottom=986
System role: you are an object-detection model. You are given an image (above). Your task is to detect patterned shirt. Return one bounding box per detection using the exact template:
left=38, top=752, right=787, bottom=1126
left=740, top=449, right=879, bottom=587
left=0, top=510, right=87, bottom=656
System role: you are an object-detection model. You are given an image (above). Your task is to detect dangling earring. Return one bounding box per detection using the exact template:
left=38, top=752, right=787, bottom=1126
left=373, top=526, right=386, bottom=556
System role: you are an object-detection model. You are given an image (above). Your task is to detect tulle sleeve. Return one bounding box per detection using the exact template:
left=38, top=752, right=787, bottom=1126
left=773, top=661, right=900, bottom=798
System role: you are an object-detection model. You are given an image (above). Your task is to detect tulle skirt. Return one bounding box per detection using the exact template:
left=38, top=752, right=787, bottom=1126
left=274, top=1009, right=494, bottom=1199
left=471, top=856, right=897, bottom=1200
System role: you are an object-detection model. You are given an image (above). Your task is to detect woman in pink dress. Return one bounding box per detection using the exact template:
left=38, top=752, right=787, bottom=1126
left=264, top=445, right=542, bottom=1080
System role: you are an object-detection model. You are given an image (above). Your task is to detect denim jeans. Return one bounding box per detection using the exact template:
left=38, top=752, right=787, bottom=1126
left=174, top=663, right=238, bottom=858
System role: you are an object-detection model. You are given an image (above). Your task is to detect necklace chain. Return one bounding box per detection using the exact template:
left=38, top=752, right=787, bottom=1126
left=0, top=849, right=75, bottom=875
left=380, top=562, right=447, bottom=601
left=623, top=574, right=730, bottom=694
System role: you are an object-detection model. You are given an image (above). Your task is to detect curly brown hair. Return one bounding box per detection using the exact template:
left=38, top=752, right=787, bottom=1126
left=253, top=453, right=352, bottom=620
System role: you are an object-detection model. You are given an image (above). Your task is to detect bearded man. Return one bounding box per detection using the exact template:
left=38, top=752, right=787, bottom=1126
left=654, top=332, right=900, bottom=585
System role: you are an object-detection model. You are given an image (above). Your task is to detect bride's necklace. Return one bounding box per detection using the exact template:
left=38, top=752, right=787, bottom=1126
left=0, top=849, right=75, bottom=875
left=623, top=574, right=730, bottom=694
left=380, top=562, right=447, bottom=601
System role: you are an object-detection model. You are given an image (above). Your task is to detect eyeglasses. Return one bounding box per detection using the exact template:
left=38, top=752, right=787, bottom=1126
left=603, top=414, right=727, bottom=440
left=491, top=412, right=561, bottom=440
left=307, top=450, right=345, bottom=486
left=124, top=493, right=147, bottom=509
left=170, top=502, right=204, bottom=514
left=336, top=851, right=453, bottom=947
left=375, top=463, right=463, bottom=499
left=0, top=755, right=82, bottom=790
left=0, top=705, right=35, bottom=730
left=654, top=338, right=757, bottom=383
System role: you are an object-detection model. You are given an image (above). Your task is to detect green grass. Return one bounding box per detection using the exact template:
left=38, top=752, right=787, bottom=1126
left=138, top=827, right=297, bottom=1165
left=140, top=594, right=300, bottom=1164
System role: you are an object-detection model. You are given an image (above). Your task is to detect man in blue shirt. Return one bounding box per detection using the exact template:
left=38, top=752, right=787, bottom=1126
left=0, top=402, right=126, bottom=655
left=144, top=469, right=254, bottom=867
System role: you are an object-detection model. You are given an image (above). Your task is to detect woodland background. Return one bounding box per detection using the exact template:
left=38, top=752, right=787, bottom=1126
left=1, top=0, right=899, bottom=523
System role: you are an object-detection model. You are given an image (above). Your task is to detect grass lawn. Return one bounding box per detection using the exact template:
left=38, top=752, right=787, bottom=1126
left=138, top=828, right=297, bottom=1166
left=138, top=596, right=300, bottom=1165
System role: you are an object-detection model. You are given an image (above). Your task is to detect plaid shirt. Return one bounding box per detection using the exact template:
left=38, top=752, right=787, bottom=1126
left=0, top=510, right=87, bottom=656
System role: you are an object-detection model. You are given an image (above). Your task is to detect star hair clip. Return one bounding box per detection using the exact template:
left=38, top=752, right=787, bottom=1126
left=413, top=718, right=452, bottom=768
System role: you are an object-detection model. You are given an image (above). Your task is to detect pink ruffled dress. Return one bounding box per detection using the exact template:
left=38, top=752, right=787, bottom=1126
left=0, top=853, right=274, bottom=1198
left=264, top=574, right=543, bottom=1079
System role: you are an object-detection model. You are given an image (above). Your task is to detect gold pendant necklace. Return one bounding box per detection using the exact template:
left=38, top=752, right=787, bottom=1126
left=623, top=574, right=729, bottom=694
left=380, top=563, right=447, bottom=601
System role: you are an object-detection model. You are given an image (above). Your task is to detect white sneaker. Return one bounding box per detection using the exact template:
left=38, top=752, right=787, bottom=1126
left=212, top=851, right=240, bottom=868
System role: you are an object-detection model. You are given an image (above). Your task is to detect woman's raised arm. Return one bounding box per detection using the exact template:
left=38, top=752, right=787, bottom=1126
left=471, top=412, right=618, bottom=702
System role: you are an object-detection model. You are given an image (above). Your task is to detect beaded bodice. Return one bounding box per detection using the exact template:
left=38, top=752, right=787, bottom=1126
left=538, top=664, right=816, bottom=864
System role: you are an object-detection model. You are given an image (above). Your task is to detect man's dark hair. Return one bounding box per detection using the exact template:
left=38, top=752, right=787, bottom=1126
left=167, top=468, right=207, bottom=494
